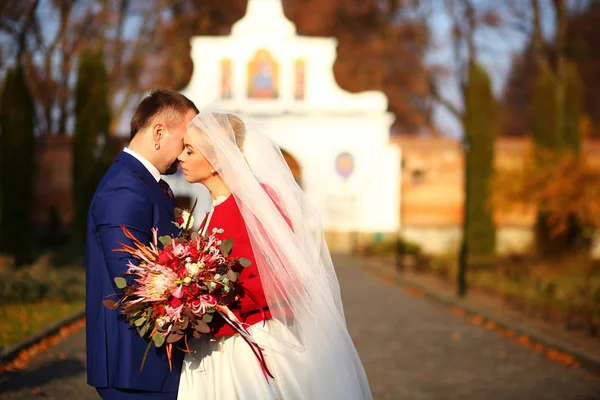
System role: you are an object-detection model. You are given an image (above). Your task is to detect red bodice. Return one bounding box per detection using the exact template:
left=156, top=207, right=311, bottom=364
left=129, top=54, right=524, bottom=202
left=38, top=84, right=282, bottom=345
left=202, top=195, right=271, bottom=337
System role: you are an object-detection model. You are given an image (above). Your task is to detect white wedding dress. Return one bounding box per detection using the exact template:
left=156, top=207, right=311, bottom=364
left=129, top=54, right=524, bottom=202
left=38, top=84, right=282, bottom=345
left=178, top=320, right=307, bottom=400
left=176, top=112, right=373, bottom=400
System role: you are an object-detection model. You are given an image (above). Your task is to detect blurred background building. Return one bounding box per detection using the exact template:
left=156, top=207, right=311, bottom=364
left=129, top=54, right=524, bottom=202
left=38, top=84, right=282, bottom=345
left=167, top=0, right=400, bottom=252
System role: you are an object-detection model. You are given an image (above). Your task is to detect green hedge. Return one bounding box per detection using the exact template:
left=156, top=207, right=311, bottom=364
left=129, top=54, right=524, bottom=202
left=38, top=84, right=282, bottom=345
left=0, top=265, right=85, bottom=304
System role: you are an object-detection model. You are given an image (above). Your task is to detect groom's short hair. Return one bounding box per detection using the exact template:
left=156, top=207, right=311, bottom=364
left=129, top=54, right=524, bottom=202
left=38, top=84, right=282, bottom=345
left=130, top=89, right=199, bottom=140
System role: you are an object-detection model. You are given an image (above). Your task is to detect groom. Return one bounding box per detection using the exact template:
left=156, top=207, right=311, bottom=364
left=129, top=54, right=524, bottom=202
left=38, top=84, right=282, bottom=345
left=86, top=89, right=198, bottom=399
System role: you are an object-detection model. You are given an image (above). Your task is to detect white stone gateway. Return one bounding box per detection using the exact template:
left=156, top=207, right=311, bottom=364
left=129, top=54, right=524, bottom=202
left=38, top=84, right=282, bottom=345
left=167, top=0, right=401, bottom=252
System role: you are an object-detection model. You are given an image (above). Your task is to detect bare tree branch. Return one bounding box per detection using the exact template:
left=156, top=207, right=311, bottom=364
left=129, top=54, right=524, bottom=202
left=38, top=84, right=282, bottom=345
left=530, top=0, right=546, bottom=67
left=465, top=0, right=477, bottom=62
left=428, top=74, right=463, bottom=119
left=16, top=0, right=40, bottom=60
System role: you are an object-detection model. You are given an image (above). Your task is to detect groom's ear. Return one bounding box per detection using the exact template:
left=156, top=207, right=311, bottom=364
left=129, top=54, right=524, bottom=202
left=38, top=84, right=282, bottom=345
left=152, top=121, right=166, bottom=143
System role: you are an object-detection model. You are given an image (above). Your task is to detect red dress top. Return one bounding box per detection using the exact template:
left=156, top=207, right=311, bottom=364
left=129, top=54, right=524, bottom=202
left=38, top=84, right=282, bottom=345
left=203, top=195, right=271, bottom=337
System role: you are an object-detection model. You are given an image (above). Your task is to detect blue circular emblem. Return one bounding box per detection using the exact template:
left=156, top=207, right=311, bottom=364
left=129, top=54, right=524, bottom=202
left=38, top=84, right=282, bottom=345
left=335, top=152, right=354, bottom=180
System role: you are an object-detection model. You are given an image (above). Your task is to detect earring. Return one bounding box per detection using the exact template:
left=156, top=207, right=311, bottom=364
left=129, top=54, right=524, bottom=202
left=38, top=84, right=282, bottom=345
left=210, top=169, right=217, bottom=175
left=155, top=143, right=160, bottom=150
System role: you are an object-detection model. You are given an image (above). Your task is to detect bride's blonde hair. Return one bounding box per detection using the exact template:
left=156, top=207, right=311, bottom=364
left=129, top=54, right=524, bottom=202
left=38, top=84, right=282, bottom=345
left=225, top=114, right=246, bottom=152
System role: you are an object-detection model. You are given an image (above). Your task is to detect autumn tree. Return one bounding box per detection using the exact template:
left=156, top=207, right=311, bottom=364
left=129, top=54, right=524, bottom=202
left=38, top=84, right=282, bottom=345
left=1, top=0, right=180, bottom=136
left=493, top=150, right=600, bottom=246
left=501, top=0, right=600, bottom=138
left=496, top=0, right=593, bottom=254
left=284, top=0, right=432, bottom=132
left=531, top=0, right=586, bottom=254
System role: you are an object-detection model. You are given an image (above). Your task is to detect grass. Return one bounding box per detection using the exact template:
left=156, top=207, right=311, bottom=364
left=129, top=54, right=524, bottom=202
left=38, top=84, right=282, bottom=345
left=0, top=300, right=84, bottom=349
left=366, top=241, right=600, bottom=334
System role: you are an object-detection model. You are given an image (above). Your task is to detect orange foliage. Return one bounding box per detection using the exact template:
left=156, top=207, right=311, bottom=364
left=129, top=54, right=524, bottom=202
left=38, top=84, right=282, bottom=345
left=492, top=148, right=600, bottom=236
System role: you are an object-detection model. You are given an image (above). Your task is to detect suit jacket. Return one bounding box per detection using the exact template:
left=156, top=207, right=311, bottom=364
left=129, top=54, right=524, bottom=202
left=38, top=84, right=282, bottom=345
left=85, top=151, right=182, bottom=392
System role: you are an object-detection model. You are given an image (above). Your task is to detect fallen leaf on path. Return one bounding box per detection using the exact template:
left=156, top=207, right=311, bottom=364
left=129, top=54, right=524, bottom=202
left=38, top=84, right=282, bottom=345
left=403, top=287, right=424, bottom=298
left=514, top=335, right=530, bottom=345
left=469, top=315, right=485, bottom=325
left=484, top=321, right=497, bottom=330
left=450, top=307, right=465, bottom=316
left=497, top=329, right=515, bottom=338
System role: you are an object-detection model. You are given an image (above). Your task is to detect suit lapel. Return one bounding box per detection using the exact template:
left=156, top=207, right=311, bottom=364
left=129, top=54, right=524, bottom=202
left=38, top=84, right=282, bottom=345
left=115, top=152, right=174, bottom=211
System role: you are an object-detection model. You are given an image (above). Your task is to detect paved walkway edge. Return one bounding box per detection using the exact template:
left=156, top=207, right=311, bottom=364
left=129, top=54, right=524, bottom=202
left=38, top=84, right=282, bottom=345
left=361, top=256, right=600, bottom=376
left=0, top=308, right=85, bottom=366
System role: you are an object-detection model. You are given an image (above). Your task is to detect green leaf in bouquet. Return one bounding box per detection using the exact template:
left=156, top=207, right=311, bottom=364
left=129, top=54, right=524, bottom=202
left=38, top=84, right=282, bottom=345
left=103, top=299, right=120, bottom=310
left=239, top=258, right=252, bottom=268
left=221, top=238, right=234, bottom=257
left=226, top=270, right=238, bottom=282
left=152, top=331, right=165, bottom=347
left=194, top=320, right=211, bottom=334
left=138, top=323, right=149, bottom=338
left=202, top=313, right=213, bottom=323
left=134, top=317, right=146, bottom=327
left=114, top=277, right=127, bottom=289
left=166, top=332, right=184, bottom=344
left=159, top=235, right=172, bottom=247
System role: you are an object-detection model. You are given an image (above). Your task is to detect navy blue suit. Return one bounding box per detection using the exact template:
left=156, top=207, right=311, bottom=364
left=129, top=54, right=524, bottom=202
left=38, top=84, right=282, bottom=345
left=86, top=152, right=182, bottom=399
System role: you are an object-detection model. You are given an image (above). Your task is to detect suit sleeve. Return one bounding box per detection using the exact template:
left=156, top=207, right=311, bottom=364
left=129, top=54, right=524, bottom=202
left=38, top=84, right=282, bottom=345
left=91, top=183, right=154, bottom=289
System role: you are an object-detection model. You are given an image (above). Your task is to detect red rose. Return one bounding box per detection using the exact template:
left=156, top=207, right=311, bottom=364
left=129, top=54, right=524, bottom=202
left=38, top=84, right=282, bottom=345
left=170, top=259, right=180, bottom=270
left=157, top=252, right=171, bottom=265
left=188, top=247, right=200, bottom=259
left=190, top=283, right=199, bottom=295
left=177, top=267, right=187, bottom=278
left=170, top=296, right=183, bottom=309
left=177, top=217, right=184, bottom=225
left=154, top=304, right=166, bottom=316
left=191, top=298, right=200, bottom=307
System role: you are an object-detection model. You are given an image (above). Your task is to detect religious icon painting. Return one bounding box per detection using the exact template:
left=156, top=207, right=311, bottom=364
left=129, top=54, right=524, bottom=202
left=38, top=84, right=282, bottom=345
left=294, top=59, right=306, bottom=100
left=221, top=58, right=232, bottom=100
left=247, top=49, right=278, bottom=99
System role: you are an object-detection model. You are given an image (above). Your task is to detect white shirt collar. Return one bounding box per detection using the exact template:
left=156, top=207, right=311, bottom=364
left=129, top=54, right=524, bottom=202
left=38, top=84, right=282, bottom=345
left=123, top=147, right=161, bottom=182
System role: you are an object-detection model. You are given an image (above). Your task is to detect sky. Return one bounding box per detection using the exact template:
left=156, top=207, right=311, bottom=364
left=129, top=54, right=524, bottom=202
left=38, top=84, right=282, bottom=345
left=425, top=1, right=557, bottom=138
left=2, top=0, right=561, bottom=138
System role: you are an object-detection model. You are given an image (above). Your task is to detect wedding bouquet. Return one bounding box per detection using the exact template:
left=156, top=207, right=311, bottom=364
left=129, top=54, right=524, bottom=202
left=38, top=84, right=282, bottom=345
left=104, top=206, right=271, bottom=377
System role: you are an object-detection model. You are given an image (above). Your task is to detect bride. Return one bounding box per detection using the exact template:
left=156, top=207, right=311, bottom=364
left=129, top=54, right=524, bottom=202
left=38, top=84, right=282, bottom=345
left=176, top=112, right=372, bottom=400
